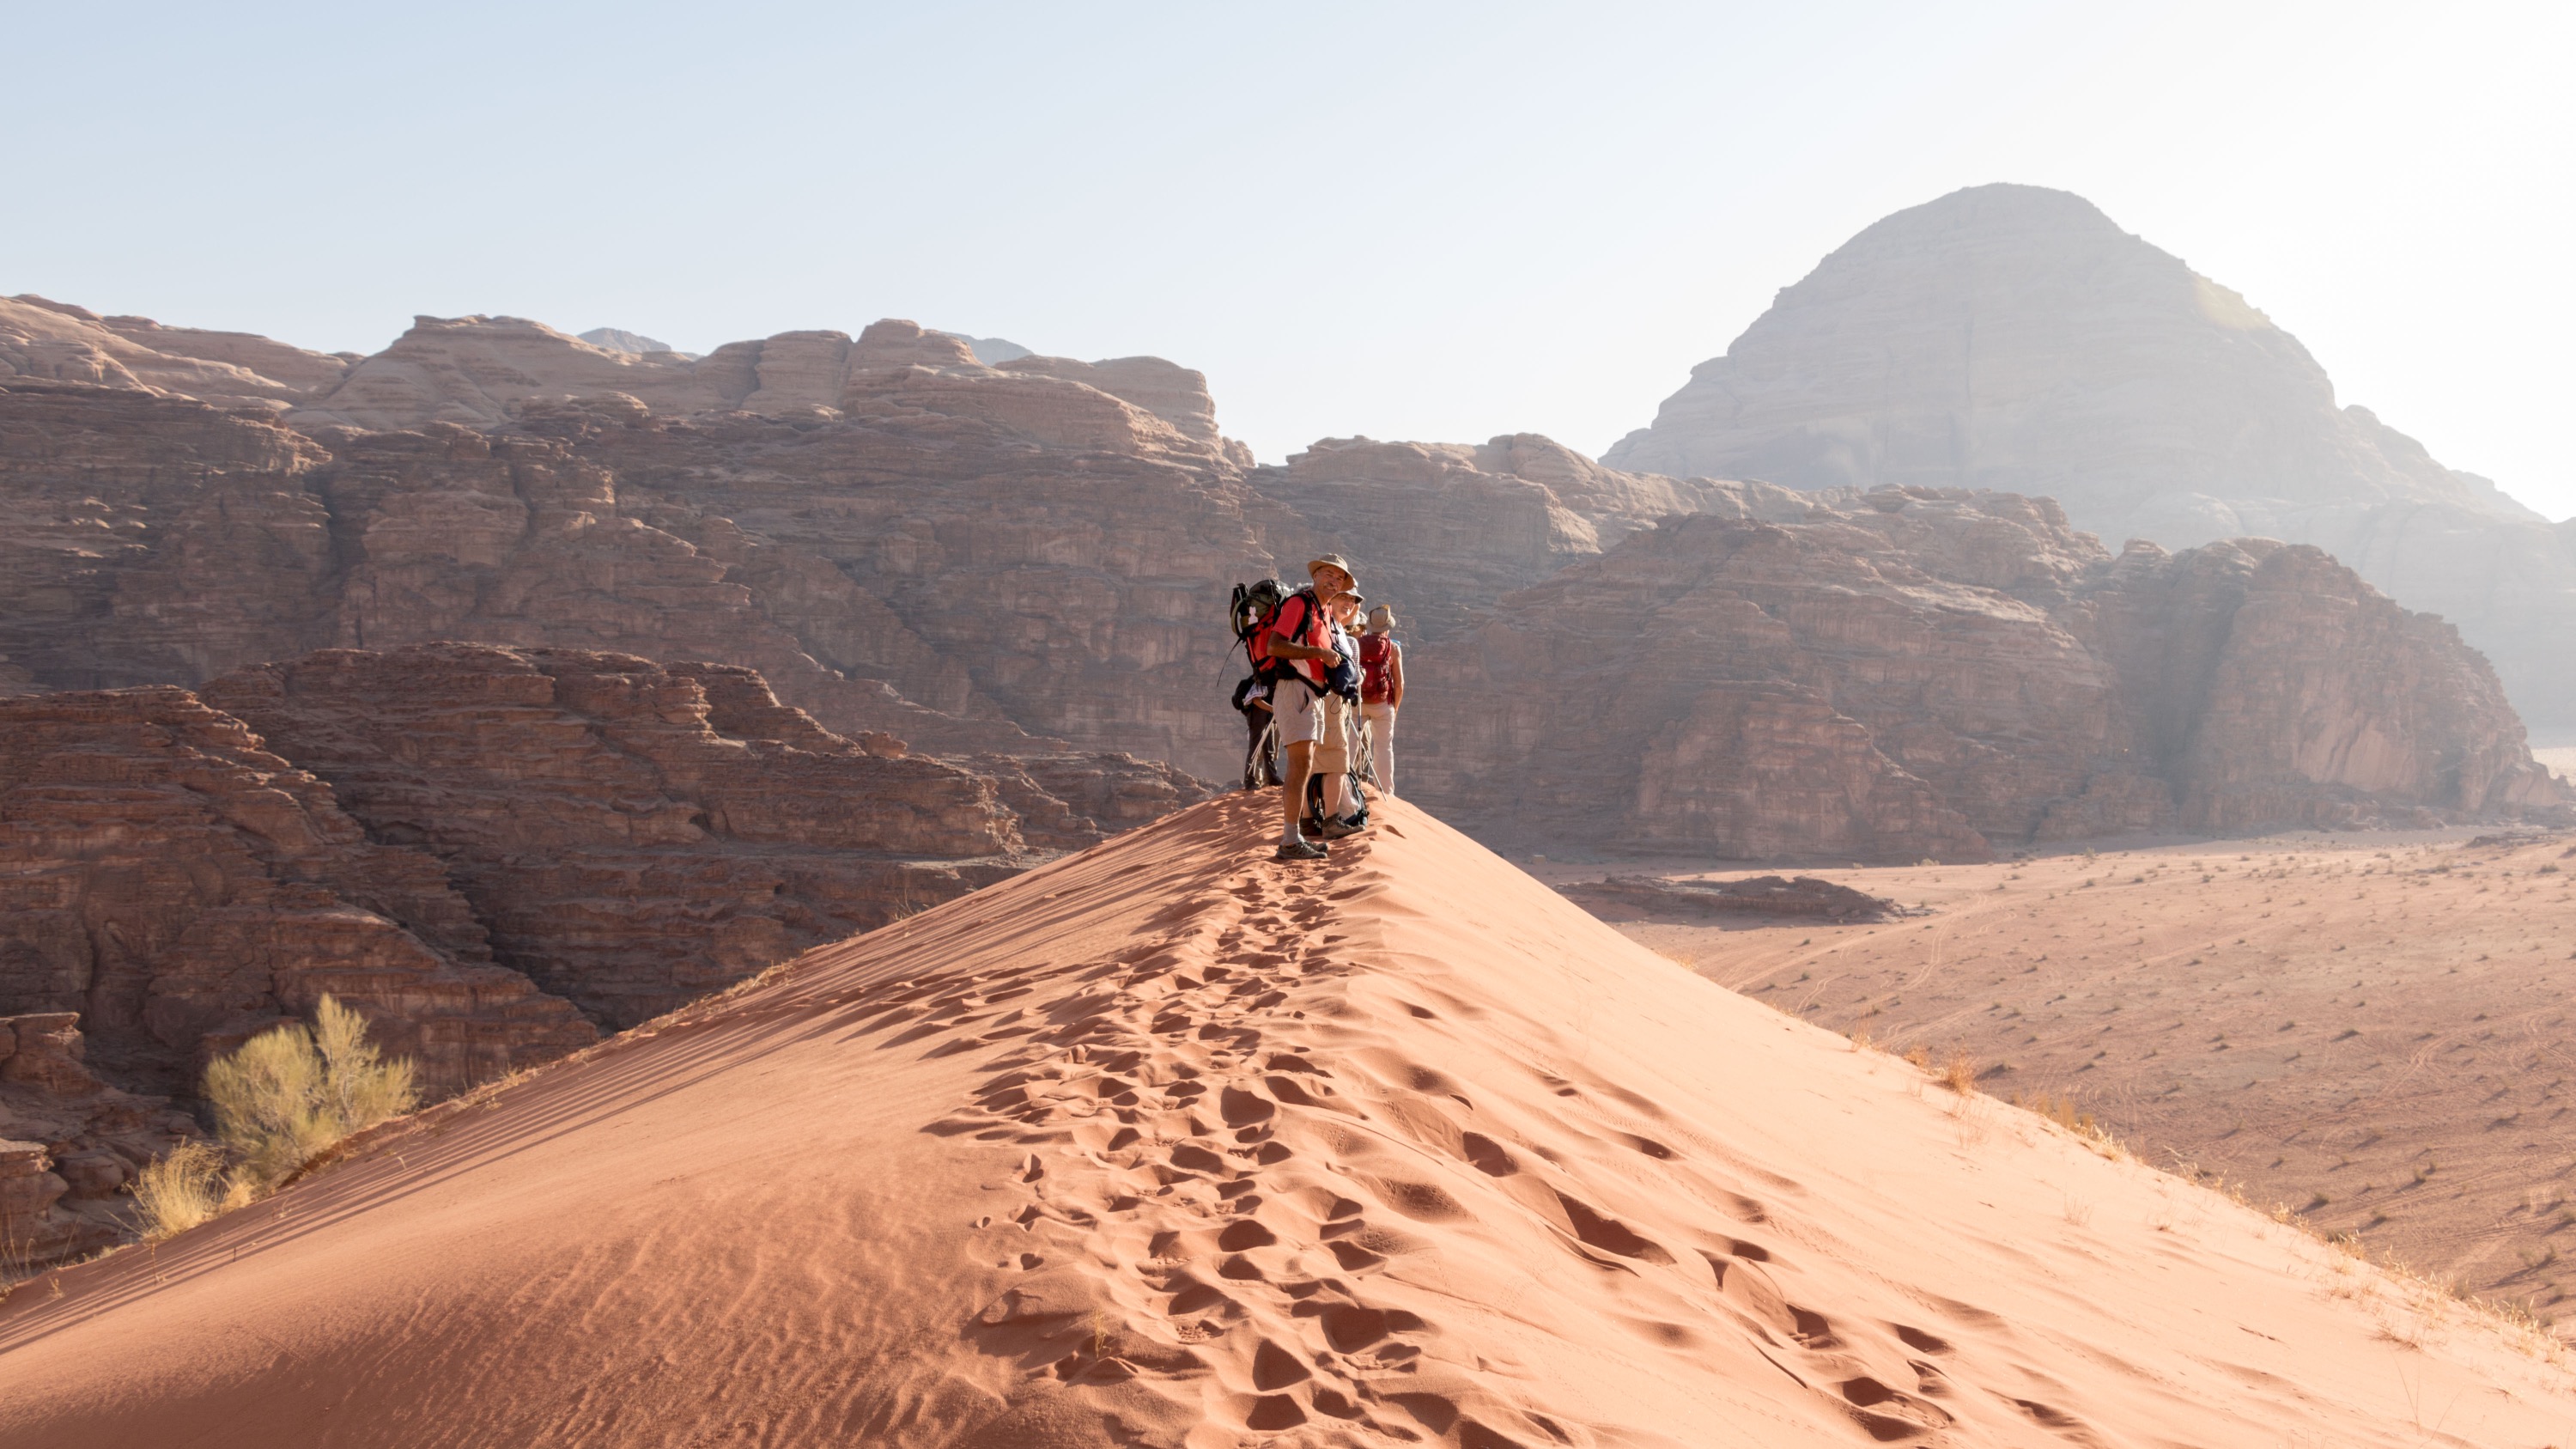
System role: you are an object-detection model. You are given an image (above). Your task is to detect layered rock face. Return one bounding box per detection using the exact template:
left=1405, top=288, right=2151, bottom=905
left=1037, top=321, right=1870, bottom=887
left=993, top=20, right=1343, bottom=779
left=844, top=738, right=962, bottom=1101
left=0, top=317, right=1297, bottom=781
left=0, top=644, right=1193, bottom=1268
left=1406, top=486, right=2567, bottom=860
left=1242, top=434, right=1796, bottom=640
left=201, top=643, right=1083, bottom=1028
left=1, top=1014, right=203, bottom=1270
left=0, top=685, right=596, bottom=1099
left=1603, top=184, right=2576, bottom=734
left=281, top=313, right=1247, bottom=460
left=0, top=647, right=1194, bottom=1120
left=2090, top=538, right=2565, bottom=830
left=514, top=389, right=1285, bottom=777
left=0, top=295, right=355, bottom=411
left=3, top=295, right=2561, bottom=861
left=0, top=381, right=340, bottom=692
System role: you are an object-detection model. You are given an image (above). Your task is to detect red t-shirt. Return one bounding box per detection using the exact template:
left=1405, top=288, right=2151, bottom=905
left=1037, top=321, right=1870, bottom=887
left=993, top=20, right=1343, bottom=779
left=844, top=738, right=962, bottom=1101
left=1261, top=590, right=1331, bottom=688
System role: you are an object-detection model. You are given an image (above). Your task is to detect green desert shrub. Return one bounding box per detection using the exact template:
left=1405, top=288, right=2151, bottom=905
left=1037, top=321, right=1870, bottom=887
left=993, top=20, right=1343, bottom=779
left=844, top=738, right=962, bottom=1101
left=202, top=995, right=419, bottom=1195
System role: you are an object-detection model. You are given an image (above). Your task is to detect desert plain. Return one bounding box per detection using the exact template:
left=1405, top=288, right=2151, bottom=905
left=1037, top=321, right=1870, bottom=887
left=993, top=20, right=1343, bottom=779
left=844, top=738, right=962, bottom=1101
left=1554, top=825, right=2576, bottom=1320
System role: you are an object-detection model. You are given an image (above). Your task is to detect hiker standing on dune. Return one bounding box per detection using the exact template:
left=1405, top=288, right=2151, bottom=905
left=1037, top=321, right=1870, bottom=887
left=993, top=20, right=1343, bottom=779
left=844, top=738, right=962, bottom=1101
left=1253, top=555, right=1358, bottom=861
left=1311, top=588, right=1368, bottom=838
left=1358, top=604, right=1404, bottom=796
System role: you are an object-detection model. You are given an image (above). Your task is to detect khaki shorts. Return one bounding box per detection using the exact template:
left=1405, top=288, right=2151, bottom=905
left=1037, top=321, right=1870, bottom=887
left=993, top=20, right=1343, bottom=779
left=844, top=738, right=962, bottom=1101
left=1313, top=695, right=1353, bottom=774
left=1269, top=679, right=1327, bottom=746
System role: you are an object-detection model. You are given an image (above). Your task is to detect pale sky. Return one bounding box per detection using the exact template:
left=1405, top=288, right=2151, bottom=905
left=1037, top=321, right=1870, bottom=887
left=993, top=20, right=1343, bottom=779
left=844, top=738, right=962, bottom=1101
left=10, top=2, right=2571, bottom=519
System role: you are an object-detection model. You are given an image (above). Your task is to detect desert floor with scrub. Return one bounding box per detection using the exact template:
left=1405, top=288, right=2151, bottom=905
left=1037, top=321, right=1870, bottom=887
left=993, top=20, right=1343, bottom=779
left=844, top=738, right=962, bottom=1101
left=1546, top=827, right=2576, bottom=1317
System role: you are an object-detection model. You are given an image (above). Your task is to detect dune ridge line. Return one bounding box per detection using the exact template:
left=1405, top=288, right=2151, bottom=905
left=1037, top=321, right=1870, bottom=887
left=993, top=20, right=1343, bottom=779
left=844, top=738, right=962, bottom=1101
left=3, top=795, right=2574, bottom=1446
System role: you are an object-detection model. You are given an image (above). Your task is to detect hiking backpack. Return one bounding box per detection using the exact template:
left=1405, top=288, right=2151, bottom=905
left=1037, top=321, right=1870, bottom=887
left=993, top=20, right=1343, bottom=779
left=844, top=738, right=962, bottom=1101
left=1358, top=633, right=1397, bottom=703
left=1229, top=578, right=1289, bottom=651
left=1230, top=578, right=1327, bottom=690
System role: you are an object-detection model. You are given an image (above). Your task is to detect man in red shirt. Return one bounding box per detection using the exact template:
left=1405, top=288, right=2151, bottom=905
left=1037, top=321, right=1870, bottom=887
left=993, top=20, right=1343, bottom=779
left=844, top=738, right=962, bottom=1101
left=1261, top=555, right=1358, bottom=861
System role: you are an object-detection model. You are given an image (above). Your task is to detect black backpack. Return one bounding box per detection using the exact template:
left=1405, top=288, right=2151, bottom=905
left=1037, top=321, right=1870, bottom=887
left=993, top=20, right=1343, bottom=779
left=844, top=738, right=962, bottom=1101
left=1230, top=578, right=1321, bottom=692
left=1230, top=579, right=1290, bottom=653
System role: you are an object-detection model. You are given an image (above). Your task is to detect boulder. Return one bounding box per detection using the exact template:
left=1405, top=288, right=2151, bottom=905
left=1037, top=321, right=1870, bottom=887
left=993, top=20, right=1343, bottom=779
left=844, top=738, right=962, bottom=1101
left=0, top=1014, right=204, bottom=1272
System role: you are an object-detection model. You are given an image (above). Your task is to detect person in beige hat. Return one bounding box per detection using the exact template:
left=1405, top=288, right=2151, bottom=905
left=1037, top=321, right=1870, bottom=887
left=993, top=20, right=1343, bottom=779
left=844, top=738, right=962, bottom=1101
left=1309, top=588, right=1366, bottom=836
left=1357, top=604, right=1404, bottom=795
left=1250, top=554, right=1358, bottom=860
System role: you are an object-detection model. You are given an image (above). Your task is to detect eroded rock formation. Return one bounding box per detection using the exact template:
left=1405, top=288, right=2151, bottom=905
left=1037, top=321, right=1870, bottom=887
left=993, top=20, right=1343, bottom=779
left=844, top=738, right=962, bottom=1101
left=0, top=685, right=596, bottom=1099
left=2090, top=537, right=2561, bottom=831
left=1601, top=184, right=2576, bottom=734
left=0, top=1014, right=201, bottom=1270
left=1407, top=486, right=2567, bottom=860
left=198, top=643, right=1183, bottom=1027
left=0, top=333, right=1291, bottom=778
left=0, top=648, right=1198, bottom=1140
left=2, top=296, right=2560, bottom=861
left=1243, top=434, right=1789, bottom=639
left=1, top=295, right=354, bottom=412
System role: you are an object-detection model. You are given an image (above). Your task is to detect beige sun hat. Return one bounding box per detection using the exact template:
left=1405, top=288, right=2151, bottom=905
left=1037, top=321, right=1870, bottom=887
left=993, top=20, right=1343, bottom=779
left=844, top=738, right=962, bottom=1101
left=1306, top=554, right=1359, bottom=591
left=1366, top=605, right=1395, bottom=634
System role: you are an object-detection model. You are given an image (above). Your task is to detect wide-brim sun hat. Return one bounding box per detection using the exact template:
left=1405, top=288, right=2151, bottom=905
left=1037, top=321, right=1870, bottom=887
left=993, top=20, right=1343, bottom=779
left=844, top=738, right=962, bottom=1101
left=1306, top=554, right=1360, bottom=590
left=1366, top=606, right=1395, bottom=634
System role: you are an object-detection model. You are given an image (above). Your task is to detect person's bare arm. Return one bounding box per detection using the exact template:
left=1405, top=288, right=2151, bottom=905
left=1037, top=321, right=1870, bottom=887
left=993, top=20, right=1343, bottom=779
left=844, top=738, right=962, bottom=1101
left=1388, top=642, right=1406, bottom=708
left=1270, top=640, right=1339, bottom=661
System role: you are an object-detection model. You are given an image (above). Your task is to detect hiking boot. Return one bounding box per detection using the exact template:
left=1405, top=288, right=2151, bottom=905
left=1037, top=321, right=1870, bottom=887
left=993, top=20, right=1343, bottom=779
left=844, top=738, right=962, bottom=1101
left=1317, top=813, right=1364, bottom=840
left=1273, top=838, right=1327, bottom=861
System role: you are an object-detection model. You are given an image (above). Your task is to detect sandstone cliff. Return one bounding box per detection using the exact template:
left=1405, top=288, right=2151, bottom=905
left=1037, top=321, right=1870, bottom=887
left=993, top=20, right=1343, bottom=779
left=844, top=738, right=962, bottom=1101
left=0, top=685, right=596, bottom=1099
left=1, top=1015, right=203, bottom=1271
left=282, top=313, right=1249, bottom=465
left=201, top=644, right=1060, bottom=1029
left=1242, top=434, right=1795, bottom=640
left=0, top=380, right=340, bottom=692
left=2088, top=537, right=2564, bottom=830
left=1602, top=183, right=2576, bottom=734
left=1406, top=485, right=2567, bottom=860
left=0, top=329, right=1297, bottom=781
left=3, top=297, right=2561, bottom=855
left=0, top=295, right=353, bottom=411
left=0, top=643, right=1203, bottom=1269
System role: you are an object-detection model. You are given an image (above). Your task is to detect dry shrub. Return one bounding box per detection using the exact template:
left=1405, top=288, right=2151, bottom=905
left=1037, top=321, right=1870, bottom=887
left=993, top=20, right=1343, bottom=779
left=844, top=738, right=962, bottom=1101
left=206, top=1025, right=338, bottom=1190
left=131, top=1141, right=226, bottom=1241
left=2017, top=1090, right=2098, bottom=1135
left=1940, top=1050, right=1978, bottom=1094
left=202, top=995, right=418, bottom=1196
left=1904, top=1044, right=1931, bottom=1069
left=313, top=994, right=417, bottom=1135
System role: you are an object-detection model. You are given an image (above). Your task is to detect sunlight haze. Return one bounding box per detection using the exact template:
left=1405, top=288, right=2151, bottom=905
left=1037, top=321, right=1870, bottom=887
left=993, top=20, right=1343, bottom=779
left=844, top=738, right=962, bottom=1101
left=10, top=0, right=2569, bottom=516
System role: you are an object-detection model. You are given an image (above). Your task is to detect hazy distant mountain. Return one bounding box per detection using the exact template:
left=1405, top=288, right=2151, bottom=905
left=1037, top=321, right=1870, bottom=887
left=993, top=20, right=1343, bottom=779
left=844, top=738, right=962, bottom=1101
left=939, top=332, right=1032, bottom=364
left=577, top=326, right=694, bottom=358
left=1607, top=183, right=2576, bottom=734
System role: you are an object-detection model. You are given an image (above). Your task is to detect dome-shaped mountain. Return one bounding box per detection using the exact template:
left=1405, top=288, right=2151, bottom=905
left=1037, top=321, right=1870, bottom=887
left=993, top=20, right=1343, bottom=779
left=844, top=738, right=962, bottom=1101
left=1606, top=183, right=2576, bottom=734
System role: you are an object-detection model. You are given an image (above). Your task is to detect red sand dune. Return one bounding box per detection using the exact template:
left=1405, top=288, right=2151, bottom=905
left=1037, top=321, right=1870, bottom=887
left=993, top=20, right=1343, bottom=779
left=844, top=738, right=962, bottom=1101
left=5, top=797, right=2573, bottom=1446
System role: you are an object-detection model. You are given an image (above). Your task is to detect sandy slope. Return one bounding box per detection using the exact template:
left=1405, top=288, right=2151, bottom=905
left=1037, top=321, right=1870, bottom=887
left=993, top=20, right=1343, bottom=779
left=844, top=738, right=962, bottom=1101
left=5, top=797, right=2575, bottom=1446
left=1577, top=830, right=2576, bottom=1315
